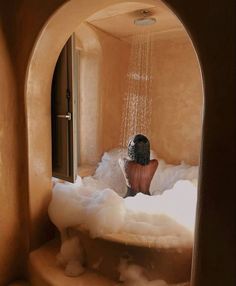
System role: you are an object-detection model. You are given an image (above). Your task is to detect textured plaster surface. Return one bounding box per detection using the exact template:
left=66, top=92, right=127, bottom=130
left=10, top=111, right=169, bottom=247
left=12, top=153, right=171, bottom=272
left=29, top=239, right=114, bottom=286
left=0, top=0, right=235, bottom=286
left=151, top=34, right=203, bottom=165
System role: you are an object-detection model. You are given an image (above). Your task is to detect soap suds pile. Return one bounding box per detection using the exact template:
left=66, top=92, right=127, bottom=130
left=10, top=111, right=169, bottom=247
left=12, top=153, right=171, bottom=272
left=49, top=178, right=126, bottom=238
left=93, top=149, right=198, bottom=197
left=49, top=148, right=198, bottom=283
left=57, top=236, right=85, bottom=277
left=49, top=148, right=198, bottom=243
left=116, top=258, right=189, bottom=286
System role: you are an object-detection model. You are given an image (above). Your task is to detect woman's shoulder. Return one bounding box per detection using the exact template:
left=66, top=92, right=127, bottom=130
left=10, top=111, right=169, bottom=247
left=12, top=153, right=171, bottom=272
left=150, top=159, right=158, bottom=166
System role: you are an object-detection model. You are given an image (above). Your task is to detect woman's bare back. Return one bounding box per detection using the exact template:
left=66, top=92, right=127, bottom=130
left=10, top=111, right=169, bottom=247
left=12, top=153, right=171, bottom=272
left=120, top=158, right=158, bottom=196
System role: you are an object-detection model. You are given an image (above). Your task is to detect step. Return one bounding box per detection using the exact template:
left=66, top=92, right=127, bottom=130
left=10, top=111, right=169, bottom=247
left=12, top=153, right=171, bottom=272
left=28, top=239, right=114, bottom=286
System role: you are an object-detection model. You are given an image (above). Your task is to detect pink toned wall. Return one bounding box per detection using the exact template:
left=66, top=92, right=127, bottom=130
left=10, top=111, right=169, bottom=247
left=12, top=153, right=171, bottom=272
left=150, top=32, right=203, bottom=165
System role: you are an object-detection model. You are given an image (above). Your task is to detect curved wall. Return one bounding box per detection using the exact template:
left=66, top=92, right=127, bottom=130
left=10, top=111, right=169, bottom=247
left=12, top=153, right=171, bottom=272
left=0, top=0, right=235, bottom=285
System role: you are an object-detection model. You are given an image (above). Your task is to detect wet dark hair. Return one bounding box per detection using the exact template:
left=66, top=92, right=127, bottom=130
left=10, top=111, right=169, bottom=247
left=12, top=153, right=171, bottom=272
left=128, top=134, right=150, bottom=165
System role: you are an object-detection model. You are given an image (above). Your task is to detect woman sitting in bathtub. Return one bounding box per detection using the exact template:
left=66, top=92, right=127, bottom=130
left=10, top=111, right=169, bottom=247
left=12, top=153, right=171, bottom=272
left=119, top=134, right=158, bottom=197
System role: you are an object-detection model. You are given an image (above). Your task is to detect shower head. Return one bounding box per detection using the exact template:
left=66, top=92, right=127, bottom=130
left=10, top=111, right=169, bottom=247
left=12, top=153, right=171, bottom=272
left=134, top=9, right=157, bottom=26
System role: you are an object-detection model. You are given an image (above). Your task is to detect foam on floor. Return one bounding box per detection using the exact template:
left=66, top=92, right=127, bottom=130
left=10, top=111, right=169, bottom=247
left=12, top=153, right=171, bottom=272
left=117, top=258, right=189, bottom=286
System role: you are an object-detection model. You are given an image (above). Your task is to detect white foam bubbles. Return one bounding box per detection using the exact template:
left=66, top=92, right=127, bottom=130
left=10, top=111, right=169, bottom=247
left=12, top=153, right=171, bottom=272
left=116, top=258, right=189, bottom=286
left=48, top=180, right=126, bottom=238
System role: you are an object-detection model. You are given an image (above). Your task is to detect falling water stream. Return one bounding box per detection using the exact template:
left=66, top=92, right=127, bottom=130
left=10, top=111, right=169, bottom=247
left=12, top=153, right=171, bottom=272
left=120, top=33, right=154, bottom=147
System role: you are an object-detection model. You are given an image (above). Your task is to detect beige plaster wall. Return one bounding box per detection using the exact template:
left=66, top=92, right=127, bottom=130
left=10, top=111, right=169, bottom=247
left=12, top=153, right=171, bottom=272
left=97, top=27, right=131, bottom=153
left=151, top=32, right=203, bottom=165
left=79, top=28, right=202, bottom=165
left=0, top=0, right=235, bottom=285
left=76, top=24, right=130, bottom=165
left=0, top=26, right=27, bottom=285
left=75, top=24, right=103, bottom=165
left=0, top=0, right=66, bottom=283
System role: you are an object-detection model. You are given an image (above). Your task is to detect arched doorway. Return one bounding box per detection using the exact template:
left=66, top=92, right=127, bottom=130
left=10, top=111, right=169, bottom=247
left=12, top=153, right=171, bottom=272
left=25, top=0, right=204, bottom=285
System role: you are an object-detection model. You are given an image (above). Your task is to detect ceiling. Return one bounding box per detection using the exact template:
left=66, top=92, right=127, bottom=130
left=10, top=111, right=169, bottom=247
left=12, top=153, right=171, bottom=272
left=86, top=2, right=184, bottom=41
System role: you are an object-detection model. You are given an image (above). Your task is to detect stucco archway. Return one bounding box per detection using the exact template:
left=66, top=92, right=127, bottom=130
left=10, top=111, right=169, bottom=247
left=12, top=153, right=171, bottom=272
left=25, top=0, right=204, bottom=284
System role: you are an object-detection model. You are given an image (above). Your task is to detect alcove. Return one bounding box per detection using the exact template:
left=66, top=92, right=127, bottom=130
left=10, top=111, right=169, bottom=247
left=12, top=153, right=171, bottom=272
left=25, top=0, right=203, bottom=285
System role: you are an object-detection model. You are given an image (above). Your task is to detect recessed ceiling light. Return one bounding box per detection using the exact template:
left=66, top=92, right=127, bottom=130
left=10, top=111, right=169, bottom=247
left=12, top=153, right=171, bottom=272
left=134, top=9, right=156, bottom=26
left=134, top=17, right=156, bottom=26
